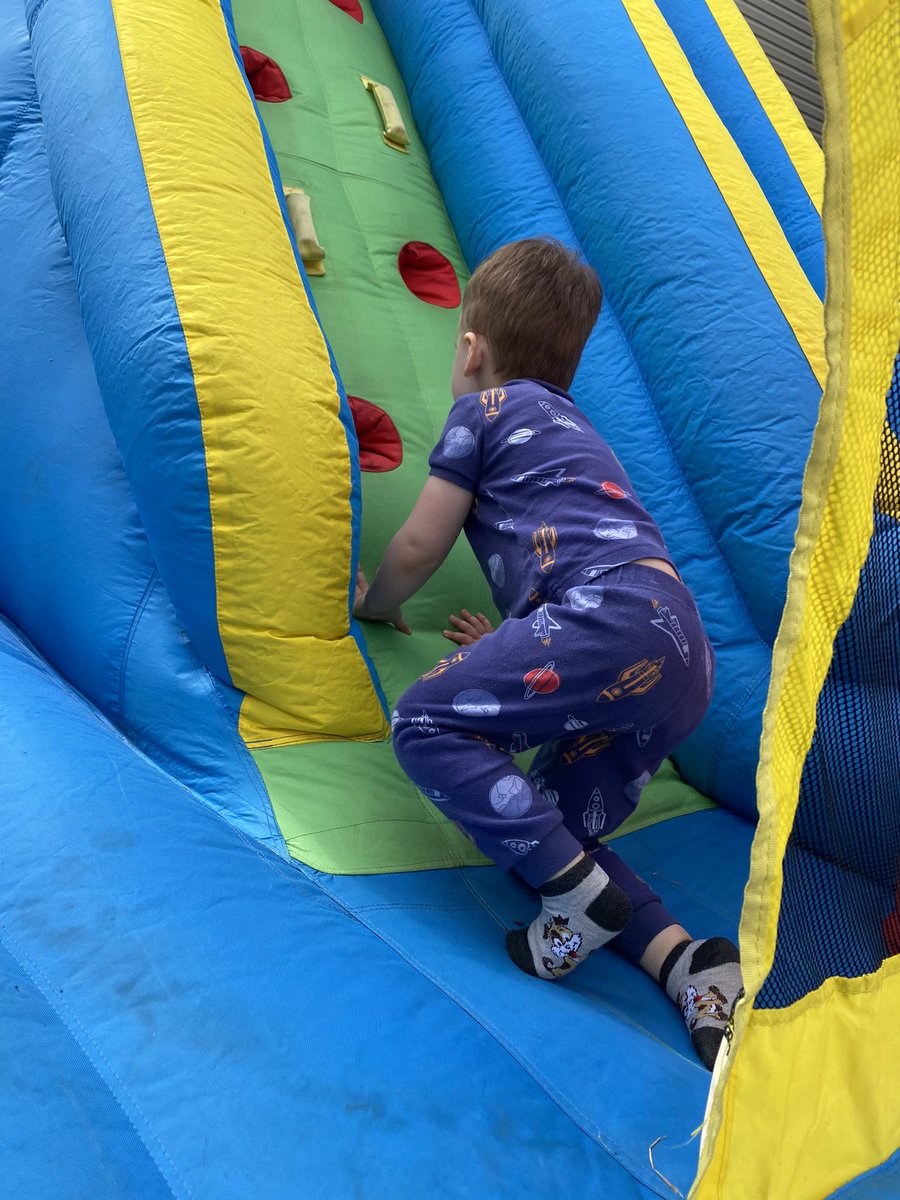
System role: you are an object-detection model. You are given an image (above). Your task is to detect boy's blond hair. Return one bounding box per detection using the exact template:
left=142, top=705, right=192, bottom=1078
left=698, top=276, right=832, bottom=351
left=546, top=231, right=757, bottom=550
left=461, top=238, right=602, bottom=390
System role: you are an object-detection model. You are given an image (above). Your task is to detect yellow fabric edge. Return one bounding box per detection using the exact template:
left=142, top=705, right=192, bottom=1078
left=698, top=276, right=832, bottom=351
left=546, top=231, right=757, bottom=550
left=621, top=0, right=826, bottom=388
left=704, top=0, right=824, bottom=212
left=705, top=959, right=900, bottom=1200
left=110, top=0, right=387, bottom=744
left=692, top=0, right=900, bottom=1193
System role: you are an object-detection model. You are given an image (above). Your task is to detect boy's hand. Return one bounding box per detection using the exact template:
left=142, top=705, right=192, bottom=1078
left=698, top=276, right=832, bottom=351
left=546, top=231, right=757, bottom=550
left=353, top=568, right=412, bottom=635
left=443, top=609, right=494, bottom=646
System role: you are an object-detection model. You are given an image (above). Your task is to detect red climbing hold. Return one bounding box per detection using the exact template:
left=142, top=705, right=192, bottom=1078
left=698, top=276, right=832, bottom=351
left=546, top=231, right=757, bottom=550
left=397, top=242, right=461, bottom=308
left=239, top=46, right=292, bottom=102
left=328, top=0, right=364, bottom=21
left=348, top=396, right=403, bottom=472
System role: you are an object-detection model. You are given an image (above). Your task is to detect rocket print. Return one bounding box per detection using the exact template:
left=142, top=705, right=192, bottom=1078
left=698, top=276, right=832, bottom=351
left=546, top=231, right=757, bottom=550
left=596, top=658, right=665, bottom=703
left=532, top=522, right=558, bottom=573
left=529, top=769, right=560, bottom=807
left=411, top=711, right=439, bottom=735
left=501, top=838, right=540, bottom=855
left=650, top=599, right=690, bottom=666
left=538, top=399, right=583, bottom=432
left=420, top=649, right=471, bottom=681
left=582, top=787, right=606, bottom=837
left=480, top=387, right=506, bottom=421
left=562, top=731, right=617, bottom=764
left=532, top=604, right=562, bottom=645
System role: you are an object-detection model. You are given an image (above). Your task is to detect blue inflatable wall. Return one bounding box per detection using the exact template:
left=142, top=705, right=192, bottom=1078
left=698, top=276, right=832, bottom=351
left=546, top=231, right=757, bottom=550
left=0, top=0, right=849, bottom=1196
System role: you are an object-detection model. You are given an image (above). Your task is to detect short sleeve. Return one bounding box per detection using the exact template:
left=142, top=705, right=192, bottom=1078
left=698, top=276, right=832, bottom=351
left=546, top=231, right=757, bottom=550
left=428, top=394, right=484, bottom=493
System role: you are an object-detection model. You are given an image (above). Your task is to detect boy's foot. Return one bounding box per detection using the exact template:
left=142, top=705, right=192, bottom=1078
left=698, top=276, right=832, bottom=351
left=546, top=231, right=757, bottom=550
left=659, top=937, right=743, bottom=1070
left=506, top=854, right=632, bottom=981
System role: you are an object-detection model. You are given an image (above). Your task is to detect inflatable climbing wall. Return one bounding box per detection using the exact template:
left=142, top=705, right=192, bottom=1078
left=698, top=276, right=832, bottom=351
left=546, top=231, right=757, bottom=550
left=0, top=0, right=897, bottom=1196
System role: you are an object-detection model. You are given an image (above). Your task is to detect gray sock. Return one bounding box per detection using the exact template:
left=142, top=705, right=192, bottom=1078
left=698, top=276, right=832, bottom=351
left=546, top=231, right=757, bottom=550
left=507, top=855, right=632, bottom=981
left=660, top=937, right=743, bottom=1070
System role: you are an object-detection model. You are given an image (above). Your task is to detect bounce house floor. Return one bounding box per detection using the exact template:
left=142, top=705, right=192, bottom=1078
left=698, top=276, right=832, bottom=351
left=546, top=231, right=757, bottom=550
left=313, top=803, right=754, bottom=1195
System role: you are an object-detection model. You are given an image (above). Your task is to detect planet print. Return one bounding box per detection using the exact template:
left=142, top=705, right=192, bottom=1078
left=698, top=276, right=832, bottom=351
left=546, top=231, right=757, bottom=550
left=488, top=554, right=505, bottom=587
left=563, top=586, right=605, bottom=611
left=442, top=425, right=475, bottom=458
left=523, top=662, right=561, bottom=698
left=507, top=428, right=540, bottom=445
left=599, top=481, right=628, bottom=499
left=489, top=775, right=533, bottom=817
left=452, top=689, right=502, bottom=717
left=593, top=519, right=637, bottom=541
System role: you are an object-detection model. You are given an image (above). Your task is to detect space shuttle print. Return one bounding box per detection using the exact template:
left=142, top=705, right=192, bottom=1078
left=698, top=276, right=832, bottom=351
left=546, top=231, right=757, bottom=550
left=532, top=604, right=562, bottom=646
left=650, top=599, right=690, bottom=666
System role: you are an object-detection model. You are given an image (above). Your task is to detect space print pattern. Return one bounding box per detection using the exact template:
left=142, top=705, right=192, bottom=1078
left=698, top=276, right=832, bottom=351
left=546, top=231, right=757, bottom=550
left=393, top=563, right=714, bottom=921
left=428, top=379, right=675, bottom=620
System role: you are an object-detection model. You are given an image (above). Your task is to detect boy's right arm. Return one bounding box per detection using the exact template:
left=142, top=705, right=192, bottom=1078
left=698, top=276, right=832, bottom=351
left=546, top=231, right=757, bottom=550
left=356, top=475, right=474, bottom=627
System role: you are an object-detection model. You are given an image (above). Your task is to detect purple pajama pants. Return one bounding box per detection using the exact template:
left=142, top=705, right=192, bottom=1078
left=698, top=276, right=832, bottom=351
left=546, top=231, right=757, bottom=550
left=393, top=563, right=714, bottom=964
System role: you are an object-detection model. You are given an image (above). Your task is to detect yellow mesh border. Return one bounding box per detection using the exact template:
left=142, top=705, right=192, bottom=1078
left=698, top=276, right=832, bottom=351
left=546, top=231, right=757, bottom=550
left=693, top=0, right=900, bottom=1196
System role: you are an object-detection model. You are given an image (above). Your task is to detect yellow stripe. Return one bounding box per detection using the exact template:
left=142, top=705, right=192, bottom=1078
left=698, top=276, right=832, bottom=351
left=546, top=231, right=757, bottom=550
left=694, top=0, right=900, bottom=1193
left=621, top=0, right=827, bottom=388
left=705, top=0, right=824, bottom=213
left=110, top=0, right=388, bottom=747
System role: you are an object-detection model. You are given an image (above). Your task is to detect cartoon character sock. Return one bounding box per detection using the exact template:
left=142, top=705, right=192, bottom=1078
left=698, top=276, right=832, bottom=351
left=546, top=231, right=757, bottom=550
left=659, top=937, right=743, bottom=1070
left=506, top=854, right=632, bottom=981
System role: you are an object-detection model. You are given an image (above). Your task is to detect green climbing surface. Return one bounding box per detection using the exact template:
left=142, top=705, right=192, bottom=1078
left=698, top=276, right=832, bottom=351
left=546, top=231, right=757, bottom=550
left=233, top=0, right=715, bottom=874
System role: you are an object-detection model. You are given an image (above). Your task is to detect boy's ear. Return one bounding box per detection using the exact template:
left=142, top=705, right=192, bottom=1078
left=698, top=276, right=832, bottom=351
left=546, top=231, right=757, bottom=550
left=463, top=331, right=486, bottom=378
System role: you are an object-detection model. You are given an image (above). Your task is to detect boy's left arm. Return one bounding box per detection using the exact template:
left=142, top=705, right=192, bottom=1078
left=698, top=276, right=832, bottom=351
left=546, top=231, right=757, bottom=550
left=355, top=475, right=474, bottom=631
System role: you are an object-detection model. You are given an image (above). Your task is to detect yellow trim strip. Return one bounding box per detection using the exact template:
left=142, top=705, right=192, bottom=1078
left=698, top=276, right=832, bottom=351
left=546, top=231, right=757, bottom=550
left=620, top=0, right=826, bottom=388
left=705, top=0, right=824, bottom=213
left=693, top=0, right=900, bottom=1193
left=110, top=0, right=388, bottom=747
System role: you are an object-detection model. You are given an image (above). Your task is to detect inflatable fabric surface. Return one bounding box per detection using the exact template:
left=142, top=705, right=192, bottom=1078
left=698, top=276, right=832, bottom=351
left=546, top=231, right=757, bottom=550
left=372, top=0, right=825, bottom=820
left=25, top=0, right=388, bottom=749
left=234, top=0, right=717, bottom=872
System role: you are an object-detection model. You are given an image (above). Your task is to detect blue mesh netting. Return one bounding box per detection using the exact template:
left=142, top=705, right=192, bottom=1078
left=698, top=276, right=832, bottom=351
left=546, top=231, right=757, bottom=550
left=757, top=353, right=900, bottom=1009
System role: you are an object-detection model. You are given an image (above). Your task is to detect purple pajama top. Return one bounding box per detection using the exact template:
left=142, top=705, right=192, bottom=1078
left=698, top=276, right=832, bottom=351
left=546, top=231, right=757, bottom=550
left=428, top=378, right=673, bottom=617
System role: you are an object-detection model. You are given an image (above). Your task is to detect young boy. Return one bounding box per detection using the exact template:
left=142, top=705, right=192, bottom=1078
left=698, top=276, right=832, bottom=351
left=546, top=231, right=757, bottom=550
left=354, top=239, right=742, bottom=1070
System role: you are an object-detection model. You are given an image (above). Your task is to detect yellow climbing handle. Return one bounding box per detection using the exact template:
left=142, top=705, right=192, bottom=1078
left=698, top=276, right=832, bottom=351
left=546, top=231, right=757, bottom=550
left=360, top=75, right=410, bottom=152
left=283, top=188, right=326, bottom=276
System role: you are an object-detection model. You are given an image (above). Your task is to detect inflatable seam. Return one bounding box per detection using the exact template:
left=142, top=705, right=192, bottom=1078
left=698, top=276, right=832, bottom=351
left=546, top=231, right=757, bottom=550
left=25, top=0, right=51, bottom=37
left=299, top=863, right=666, bottom=1194
left=0, top=926, right=184, bottom=1200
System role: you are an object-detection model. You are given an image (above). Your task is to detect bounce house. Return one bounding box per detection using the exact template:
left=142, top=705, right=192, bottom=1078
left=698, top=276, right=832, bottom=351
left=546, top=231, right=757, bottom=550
left=1, top=0, right=897, bottom=1195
